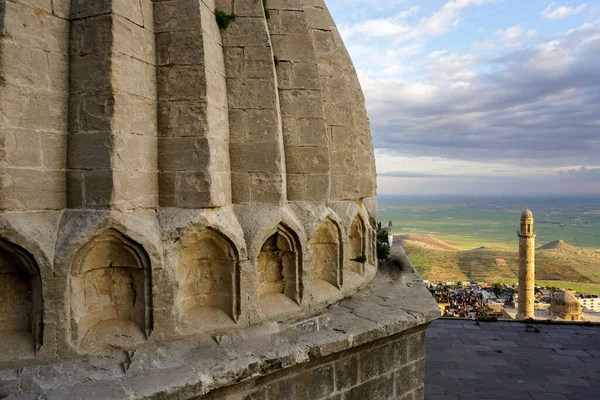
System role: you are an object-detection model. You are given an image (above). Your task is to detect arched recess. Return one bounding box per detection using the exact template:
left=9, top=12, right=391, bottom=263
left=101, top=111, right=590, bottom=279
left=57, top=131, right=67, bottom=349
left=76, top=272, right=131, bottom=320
left=177, top=229, right=240, bottom=332
left=70, top=229, right=152, bottom=351
left=0, top=240, right=43, bottom=357
left=258, top=225, right=303, bottom=307
left=349, top=216, right=367, bottom=275
left=309, top=218, right=342, bottom=290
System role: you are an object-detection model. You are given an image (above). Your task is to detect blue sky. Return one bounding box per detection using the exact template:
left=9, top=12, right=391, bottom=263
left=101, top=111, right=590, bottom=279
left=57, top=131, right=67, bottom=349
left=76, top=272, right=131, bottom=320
left=327, top=0, right=600, bottom=196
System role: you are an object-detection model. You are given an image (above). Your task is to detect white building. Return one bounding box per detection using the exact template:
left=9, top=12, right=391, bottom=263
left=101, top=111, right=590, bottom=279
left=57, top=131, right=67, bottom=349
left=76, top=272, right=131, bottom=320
left=579, top=297, right=600, bottom=312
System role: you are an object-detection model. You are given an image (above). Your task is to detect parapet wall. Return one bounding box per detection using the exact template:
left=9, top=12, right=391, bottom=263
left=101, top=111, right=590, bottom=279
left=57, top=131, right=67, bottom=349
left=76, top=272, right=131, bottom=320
left=0, top=248, right=439, bottom=399
left=0, top=0, right=379, bottom=369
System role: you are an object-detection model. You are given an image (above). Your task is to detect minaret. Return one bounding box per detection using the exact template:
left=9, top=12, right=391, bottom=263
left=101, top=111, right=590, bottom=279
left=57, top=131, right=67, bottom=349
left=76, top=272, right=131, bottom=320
left=517, top=209, right=536, bottom=319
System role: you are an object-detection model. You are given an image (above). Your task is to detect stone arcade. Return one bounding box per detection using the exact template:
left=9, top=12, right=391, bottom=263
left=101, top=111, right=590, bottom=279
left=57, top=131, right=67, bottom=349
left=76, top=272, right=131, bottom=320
left=0, top=0, right=438, bottom=398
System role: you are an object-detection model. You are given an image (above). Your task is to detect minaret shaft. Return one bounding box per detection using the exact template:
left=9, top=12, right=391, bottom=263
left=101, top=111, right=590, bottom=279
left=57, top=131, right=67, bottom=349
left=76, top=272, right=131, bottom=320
left=517, top=210, right=536, bottom=319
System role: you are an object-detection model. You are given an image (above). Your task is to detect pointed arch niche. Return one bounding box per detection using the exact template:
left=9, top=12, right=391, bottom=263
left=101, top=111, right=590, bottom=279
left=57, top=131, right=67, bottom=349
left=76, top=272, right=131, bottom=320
left=309, top=218, right=342, bottom=293
left=349, top=216, right=367, bottom=276
left=0, top=239, right=43, bottom=359
left=177, top=229, right=240, bottom=333
left=257, top=225, right=302, bottom=317
left=70, top=230, right=152, bottom=352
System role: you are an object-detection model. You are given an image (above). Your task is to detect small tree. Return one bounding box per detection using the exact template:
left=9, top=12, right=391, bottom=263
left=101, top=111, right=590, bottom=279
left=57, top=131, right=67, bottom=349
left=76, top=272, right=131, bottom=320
left=376, top=222, right=390, bottom=261
left=492, top=283, right=503, bottom=297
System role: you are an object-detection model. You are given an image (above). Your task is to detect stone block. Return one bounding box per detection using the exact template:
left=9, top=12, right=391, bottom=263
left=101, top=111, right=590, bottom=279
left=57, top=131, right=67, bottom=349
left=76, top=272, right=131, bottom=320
left=67, top=132, right=112, bottom=170
left=153, top=0, right=202, bottom=33
left=303, top=174, right=329, bottom=202
left=291, top=62, right=322, bottom=90
left=177, top=172, right=212, bottom=207
left=158, top=172, right=177, bottom=207
left=273, top=10, right=308, bottom=35
left=112, top=54, right=156, bottom=99
left=69, top=53, right=111, bottom=93
left=231, top=172, right=251, bottom=204
left=41, top=133, right=67, bottom=169
left=158, top=137, right=211, bottom=172
left=281, top=117, right=298, bottom=145
left=311, top=30, right=336, bottom=55
left=271, top=35, right=313, bottom=62
left=81, top=169, right=112, bottom=208
left=158, top=101, right=208, bottom=138
left=70, top=0, right=111, bottom=19
left=285, top=147, right=329, bottom=174
left=0, top=130, right=42, bottom=168
left=360, top=340, right=405, bottom=382
left=245, top=110, right=279, bottom=142
left=3, top=1, right=68, bottom=53
left=233, top=0, right=264, bottom=17
left=222, top=18, right=271, bottom=48
left=298, top=118, right=327, bottom=145
left=230, top=142, right=281, bottom=173
left=335, top=354, right=358, bottom=390
left=228, top=110, right=245, bottom=143
left=226, top=78, right=277, bottom=110
left=1, top=85, right=67, bottom=133
left=69, top=91, right=114, bottom=134
left=266, top=364, right=334, bottom=399
left=224, top=47, right=244, bottom=78
left=112, top=93, right=157, bottom=136
left=303, top=4, right=334, bottom=31
left=113, top=0, right=144, bottom=28
left=251, top=172, right=284, bottom=204
left=113, top=132, right=157, bottom=172
left=279, top=90, right=323, bottom=118
left=0, top=169, right=66, bottom=210
left=113, top=16, right=156, bottom=65
left=156, top=31, right=204, bottom=67
left=158, top=65, right=206, bottom=101
left=345, top=373, right=395, bottom=400
left=113, top=170, right=158, bottom=209
left=286, top=174, right=304, bottom=200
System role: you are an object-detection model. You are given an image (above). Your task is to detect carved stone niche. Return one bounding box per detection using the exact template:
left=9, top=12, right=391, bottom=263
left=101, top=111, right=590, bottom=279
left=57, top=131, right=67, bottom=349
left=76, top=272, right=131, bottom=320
left=349, top=215, right=366, bottom=276
left=309, top=218, right=342, bottom=295
left=69, top=230, right=152, bottom=352
left=257, top=225, right=302, bottom=318
left=177, top=229, right=240, bottom=334
left=0, top=240, right=43, bottom=360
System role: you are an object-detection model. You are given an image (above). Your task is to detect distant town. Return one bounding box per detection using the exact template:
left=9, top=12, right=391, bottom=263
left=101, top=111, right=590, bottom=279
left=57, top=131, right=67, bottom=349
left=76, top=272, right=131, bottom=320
left=426, top=280, right=600, bottom=321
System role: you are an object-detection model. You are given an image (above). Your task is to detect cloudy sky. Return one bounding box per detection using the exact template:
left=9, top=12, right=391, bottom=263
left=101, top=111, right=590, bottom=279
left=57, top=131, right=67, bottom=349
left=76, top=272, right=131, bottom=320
left=327, top=0, right=600, bottom=196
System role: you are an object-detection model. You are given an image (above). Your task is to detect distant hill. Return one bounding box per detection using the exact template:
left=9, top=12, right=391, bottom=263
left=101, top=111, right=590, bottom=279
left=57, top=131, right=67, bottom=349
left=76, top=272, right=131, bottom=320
left=537, top=240, right=578, bottom=251
left=398, top=234, right=458, bottom=251
left=402, top=236, right=600, bottom=293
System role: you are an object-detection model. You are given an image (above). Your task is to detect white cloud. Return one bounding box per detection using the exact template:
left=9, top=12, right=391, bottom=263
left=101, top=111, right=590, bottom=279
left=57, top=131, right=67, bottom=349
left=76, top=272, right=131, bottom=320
left=542, top=3, right=587, bottom=20
left=495, top=24, right=524, bottom=48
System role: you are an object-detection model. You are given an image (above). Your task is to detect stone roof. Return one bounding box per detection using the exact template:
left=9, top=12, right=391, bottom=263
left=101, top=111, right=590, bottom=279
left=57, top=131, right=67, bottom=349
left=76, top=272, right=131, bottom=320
left=426, top=319, right=600, bottom=399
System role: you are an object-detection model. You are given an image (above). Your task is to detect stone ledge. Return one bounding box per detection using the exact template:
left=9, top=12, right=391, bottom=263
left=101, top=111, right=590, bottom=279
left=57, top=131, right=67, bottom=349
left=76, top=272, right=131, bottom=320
left=2, top=246, right=439, bottom=399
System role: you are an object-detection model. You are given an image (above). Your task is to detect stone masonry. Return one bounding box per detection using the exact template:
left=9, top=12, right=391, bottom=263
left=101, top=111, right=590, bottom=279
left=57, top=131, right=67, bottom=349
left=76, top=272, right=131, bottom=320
left=0, top=1, right=435, bottom=398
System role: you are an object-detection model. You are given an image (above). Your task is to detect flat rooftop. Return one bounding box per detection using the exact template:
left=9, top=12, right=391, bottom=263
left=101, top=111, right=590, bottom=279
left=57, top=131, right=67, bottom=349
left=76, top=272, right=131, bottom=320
left=425, top=319, right=600, bottom=400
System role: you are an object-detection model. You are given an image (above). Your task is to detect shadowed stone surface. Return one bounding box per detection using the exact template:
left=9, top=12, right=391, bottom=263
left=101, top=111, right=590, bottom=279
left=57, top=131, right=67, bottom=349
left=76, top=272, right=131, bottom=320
left=425, top=319, right=600, bottom=400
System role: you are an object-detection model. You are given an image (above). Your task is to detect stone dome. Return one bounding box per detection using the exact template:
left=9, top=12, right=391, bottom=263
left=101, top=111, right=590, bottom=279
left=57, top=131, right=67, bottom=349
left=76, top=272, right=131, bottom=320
left=521, top=209, right=533, bottom=219
left=549, top=291, right=583, bottom=320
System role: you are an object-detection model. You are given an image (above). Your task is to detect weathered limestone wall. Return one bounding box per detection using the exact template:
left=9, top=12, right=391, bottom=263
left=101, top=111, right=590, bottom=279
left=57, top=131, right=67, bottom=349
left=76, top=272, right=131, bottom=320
left=68, top=0, right=157, bottom=210
left=268, top=1, right=331, bottom=202
left=201, top=328, right=427, bottom=400
left=303, top=1, right=376, bottom=201
left=155, top=0, right=231, bottom=208
left=0, top=1, right=391, bottom=398
left=0, top=0, right=69, bottom=211
left=0, top=247, right=438, bottom=400
left=220, top=0, right=286, bottom=205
